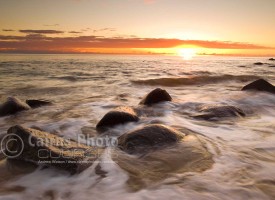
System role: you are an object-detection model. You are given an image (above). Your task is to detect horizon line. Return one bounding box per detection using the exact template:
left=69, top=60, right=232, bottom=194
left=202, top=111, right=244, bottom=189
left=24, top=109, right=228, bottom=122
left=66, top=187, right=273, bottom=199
left=0, top=52, right=274, bottom=57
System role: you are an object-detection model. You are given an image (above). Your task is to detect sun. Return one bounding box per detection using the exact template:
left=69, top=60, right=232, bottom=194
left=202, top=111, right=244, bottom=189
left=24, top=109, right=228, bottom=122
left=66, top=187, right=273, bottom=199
left=177, top=48, right=197, bottom=60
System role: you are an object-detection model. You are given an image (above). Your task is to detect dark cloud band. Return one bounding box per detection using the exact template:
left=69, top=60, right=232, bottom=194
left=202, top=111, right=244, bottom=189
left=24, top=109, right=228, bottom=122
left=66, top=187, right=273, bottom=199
left=2, top=29, right=15, bottom=32
left=0, top=34, right=272, bottom=53
left=19, top=30, right=64, bottom=34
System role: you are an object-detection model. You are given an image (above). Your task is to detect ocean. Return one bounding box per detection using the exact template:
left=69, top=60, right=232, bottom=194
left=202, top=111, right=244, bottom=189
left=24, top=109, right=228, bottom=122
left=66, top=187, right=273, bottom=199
left=0, top=54, right=275, bottom=200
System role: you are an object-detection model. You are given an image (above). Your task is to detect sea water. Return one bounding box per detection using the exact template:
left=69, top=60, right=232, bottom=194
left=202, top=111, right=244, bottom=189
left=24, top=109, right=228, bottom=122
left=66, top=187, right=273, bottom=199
left=0, top=54, right=274, bottom=200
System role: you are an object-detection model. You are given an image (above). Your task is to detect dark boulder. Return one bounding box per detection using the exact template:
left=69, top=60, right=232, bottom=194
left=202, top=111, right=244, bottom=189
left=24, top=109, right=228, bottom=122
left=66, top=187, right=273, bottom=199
left=194, top=104, right=245, bottom=120
left=0, top=97, right=31, bottom=117
left=118, top=124, right=184, bottom=154
left=241, top=79, right=275, bottom=94
left=4, top=125, right=103, bottom=173
left=96, top=107, right=139, bottom=129
left=268, top=58, right=275, bottom=61
left=254, top=62, right=264, bottom=65
left=26, top=99, right=52, bottom=108
left=269, top=65, right=275, bottom=68
left=139, top=88, right=172, bottom=105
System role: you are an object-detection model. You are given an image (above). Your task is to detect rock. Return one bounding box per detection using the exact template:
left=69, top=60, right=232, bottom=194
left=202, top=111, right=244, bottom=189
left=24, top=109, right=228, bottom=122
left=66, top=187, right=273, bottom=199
left=26, top=99, right=52, bottom=108
left=114, top=131, right=213, bottom=190
left=193, top=104, right=245, bottom=120
left=4, top=125, right=103, bottom=173
left=0, top=97, right=31, bottom=117
left=118, top=124, right=184, bottom=154
left=268, top=58, right=275, bottom=61
left=241, top=79, right=275, bottom=94
left=139, top=88, right=172, bottom=105
left=96, top=107, right=139, bottom=129
left=254, top=62, right=264, bottom=65
left=269, top=65, right=275, bottom=68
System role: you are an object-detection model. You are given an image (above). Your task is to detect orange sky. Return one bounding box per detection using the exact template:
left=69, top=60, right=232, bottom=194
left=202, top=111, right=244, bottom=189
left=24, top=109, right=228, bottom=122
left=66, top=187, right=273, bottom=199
left=1, top=0, right=275, bottom=56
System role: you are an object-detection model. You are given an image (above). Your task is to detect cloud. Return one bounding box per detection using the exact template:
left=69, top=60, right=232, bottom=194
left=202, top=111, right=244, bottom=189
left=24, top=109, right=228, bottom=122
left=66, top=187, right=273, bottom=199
left=80, top=28, right=91, bottom=32
left=0, top=35, right=26, bottom=40
left=25, top=34, right=46, bottom=40
left=93, top=28, right=116, bottom=33
left=103, top=28, right=116, bottom=32
left=19, top=29, right=64, bottom=34
left=0, top=34, right=272, bottom=54
left=43, top=24, right=60, bottom=27
left=69, top=31, right=82, bottom=34
left=2, top=29, right=15, bottom=32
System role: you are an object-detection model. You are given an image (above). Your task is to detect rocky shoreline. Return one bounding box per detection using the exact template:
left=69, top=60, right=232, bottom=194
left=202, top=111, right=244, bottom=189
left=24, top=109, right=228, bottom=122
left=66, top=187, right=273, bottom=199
left=0, top=78, right=274, bottom=176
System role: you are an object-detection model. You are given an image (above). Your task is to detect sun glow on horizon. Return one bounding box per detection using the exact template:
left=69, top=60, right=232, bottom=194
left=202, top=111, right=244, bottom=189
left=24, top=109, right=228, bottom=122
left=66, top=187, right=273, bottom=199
left=177, top=48, right=197, bottom=60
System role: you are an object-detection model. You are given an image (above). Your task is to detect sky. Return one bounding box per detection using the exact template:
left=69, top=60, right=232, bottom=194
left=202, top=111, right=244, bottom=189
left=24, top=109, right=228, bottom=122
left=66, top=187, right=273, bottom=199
left=0, top=0, right=275, bottom=56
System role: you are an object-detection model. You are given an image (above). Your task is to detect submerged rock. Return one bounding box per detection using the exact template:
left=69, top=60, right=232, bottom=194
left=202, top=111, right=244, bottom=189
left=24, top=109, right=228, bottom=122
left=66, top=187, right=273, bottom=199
left=254, top=62, right=264, bottom=65
left=4, top=125, right=103, bottom=173
left=193, top=104, right=245, bottom=120
left=139, top=88, right=172, bottom=105
left=241, top=79, right=275, bottom=94
left=0, top=97, right=31, bottom=117
left=118, top=124, right=184, bottom=154
left=96, top=106, right=139, bottom=130
left=268, top=58, right=275, bottom=61
left=26, top=99, right=52, bottom=108
left=114, top=131, right=213, bottom=190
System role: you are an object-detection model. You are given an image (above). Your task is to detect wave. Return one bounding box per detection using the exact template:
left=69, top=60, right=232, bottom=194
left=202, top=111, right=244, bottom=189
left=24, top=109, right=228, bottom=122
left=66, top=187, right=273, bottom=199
left=56, top=76, right=78, bottom=81
left=131, top=75, right=260, bottom=86
left=49, top=75, right=105, bottom=81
